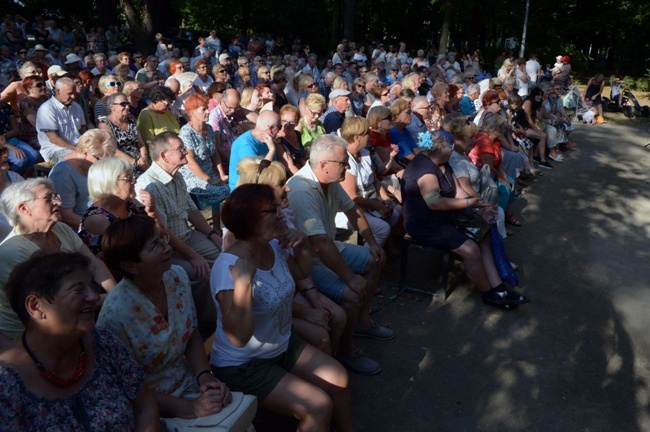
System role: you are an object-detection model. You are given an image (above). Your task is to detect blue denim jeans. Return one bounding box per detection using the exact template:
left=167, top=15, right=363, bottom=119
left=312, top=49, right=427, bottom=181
left=7, top=137, right=40, bottom=174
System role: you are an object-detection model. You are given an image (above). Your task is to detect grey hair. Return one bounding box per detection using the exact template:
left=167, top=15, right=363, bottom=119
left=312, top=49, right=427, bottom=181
left=149, top=131, right=180, bottom=161
left=308, top=134, right=348, bottom=167
left=87, top=157, right=132, bottom=200
left=106, top=92, right=126, bottom=105
left=0, top=178, right=55, bottom=227
left=504, top=77, right=516, bottom=86
left=18, top=62, right=39, bottom=79
left=481, top=112, right=506, bottom=135
left=467, top=84, right=480, bottom=95
left=55, top=77, right=74, bottom=91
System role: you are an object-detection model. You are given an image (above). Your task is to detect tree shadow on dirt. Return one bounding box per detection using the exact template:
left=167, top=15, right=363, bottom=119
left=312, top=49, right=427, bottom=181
left=345, top=123, right=650, bottom=432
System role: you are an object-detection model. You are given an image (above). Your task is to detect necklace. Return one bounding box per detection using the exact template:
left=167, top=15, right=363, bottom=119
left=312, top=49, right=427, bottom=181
left=22, top=331, right=88, bottom=387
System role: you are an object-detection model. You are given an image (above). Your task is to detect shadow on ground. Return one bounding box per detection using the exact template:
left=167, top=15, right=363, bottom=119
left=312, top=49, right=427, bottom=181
left=256, top=123, right=650, bottom=432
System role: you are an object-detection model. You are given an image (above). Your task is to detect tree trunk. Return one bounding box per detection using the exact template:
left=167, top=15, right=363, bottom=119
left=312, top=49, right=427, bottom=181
left=342, top=0, right=356, bottom=41
left=438, top=0, right=453, bottom=54
left=331, top=0, right=342, bottom=47
left=121, top=0, right=155, bottom=54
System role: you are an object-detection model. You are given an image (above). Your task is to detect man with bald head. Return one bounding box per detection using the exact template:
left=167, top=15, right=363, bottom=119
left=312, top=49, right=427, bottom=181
left=227, top=110, right=282, bottom=189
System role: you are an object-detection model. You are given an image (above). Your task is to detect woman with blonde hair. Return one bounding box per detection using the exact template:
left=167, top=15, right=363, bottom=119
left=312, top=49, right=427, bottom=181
left=114, top=64, right=133, bottom=85
left=297, top=74, right=319, bottom=117
left=123, top=80, right=147, bottom=119
left=94, top=74, right=122, bottom=125
left=335, top=117, right=402, bottom=247
left=295, top=93, right=326, bottom=149
left=48, top=129, right=117, bottom=227
left=239, top=86, right=261, bottom=125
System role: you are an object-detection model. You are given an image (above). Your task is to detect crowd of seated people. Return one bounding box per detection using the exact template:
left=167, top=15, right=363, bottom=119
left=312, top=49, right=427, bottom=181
left=0, top=14, right=589, bottom=428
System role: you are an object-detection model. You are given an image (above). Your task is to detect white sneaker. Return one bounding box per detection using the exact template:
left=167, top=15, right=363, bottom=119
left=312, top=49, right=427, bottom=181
left=549, top=154, right=565, bottom=163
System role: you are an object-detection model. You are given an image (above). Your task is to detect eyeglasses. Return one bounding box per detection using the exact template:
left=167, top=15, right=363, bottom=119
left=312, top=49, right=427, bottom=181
left=152, top=232, right=171, bottom=254
left=73, top=81, right=82, bottom=86
left=380, top=116, right=391, bottom=121
left=34, top=193, right=61, bottom=204
left=307, top=83, right=318, bottom=88
left=356, top=84, right=364, bottom=88
left=161, top=100, right=171, bottom=107
left=415, top=105, right=430, bottom=111
left=402, top=110, right=412, bottom=115
left=19, top=51, right=27, bottom=54
left=281, top=119, right=297, bottom=126
left=111, top=101, right=130, bottom=107
left=326, top=157, right=349, bottom=167
left=33, top=82, right=44, bottom=88
left=381, top=92, right=390, bottom=97
left=105, top=81, right=121, bottom=88
left=308, top=109, right=323, bottom=117
left=256, top=159, right=271, bottom=183
left=168, top=144, right=186, bottom=153
left=261, top=205, right=282, bottom=215
left=117, top=174, right=136, bottom=183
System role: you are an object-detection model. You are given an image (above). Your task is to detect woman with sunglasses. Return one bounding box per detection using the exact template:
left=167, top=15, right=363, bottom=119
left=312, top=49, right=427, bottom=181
left=297, top=74, right=318, bottom=118
left=78, top=157, right=154, bottom=256
left=206, top=82, right=227, bottom=111
left=93, top=75, right=122, bottom=126
left=349, top=78, right=368, bottom=116
left=295, top=93, right=326, bottom=150
left=17, top=75, right=47, bottom=152
left=99, top=92, right=149, bottom=176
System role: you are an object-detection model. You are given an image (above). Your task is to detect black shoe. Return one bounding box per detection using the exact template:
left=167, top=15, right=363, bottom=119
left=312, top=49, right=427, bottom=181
left=538, top=161, right=554, bottom=170
left=483, top=289, right=530, bottom=310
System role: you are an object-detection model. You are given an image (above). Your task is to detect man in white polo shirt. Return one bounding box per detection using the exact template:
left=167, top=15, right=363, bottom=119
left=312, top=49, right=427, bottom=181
left=36, top=77, right=86, bottom=163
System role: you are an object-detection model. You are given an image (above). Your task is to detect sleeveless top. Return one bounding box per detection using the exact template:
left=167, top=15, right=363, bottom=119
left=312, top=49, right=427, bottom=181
left=78, top=200, right=144, bottom=256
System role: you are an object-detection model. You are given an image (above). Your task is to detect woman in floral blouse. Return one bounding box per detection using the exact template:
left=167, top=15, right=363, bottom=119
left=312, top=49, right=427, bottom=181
left=99, top=215, right=234, bottom=421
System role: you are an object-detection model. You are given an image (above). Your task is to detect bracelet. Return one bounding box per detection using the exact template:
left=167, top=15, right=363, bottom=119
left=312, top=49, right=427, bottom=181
left=302, top=284, right=316, bottom=293
left=207, top=229, right=219, bottom=238
left=196, top=369, right=215, bottom=385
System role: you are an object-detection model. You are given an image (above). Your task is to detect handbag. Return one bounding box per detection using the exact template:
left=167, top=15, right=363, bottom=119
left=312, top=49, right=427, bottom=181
left=477, top=164, right=499, bottom=206
left=160, top=392, right=257, bottom=432
left=454, top=208, right=489, bottom=243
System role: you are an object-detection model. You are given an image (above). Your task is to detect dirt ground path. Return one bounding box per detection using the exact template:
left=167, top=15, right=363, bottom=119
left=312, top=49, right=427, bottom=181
left=346, top=122, right=650, bottom=431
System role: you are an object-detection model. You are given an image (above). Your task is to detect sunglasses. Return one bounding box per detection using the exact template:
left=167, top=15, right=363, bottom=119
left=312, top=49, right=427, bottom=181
left=307, top=83, right=318, bottom=88
left=111, top=101, right=130, bottom=107
left=256, top=159, right=271, bottom=183
left=33, top=82, right=44, bottom=88
left=105, top=81, right=121, bottom=88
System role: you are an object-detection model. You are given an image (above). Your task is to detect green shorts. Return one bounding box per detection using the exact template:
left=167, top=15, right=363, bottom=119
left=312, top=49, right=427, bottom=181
left=211, top=333, right=307, bottom=403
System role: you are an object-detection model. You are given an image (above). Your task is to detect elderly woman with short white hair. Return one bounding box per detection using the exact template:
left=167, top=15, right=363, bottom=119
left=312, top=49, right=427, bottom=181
left=78, top=157, right=157, bottom=256
left=0, top=178, right=116, bottom=338
left=48, top=129, right=117, bottom=228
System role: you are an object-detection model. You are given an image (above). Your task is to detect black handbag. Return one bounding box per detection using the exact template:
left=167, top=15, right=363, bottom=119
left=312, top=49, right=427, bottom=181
left=454, top=208, right=489, bottom=243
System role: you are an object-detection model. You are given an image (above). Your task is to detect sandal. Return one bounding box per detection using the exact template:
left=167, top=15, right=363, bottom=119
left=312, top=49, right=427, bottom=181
left=506, top=228, right=514, bottom=236
left=505, top=215, right=523, bottom=226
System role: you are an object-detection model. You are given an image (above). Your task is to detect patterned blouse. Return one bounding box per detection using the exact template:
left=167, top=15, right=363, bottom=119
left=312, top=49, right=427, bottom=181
left=78, top=200, right=144, bottom=256
left=97, top=265, right=198, bottom=395
left=101, top=117, right=145, bottom=177
left=0, top=327, right=144, bottom=431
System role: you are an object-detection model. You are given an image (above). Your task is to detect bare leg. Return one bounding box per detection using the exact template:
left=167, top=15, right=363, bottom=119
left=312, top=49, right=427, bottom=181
left=452, top=239, right=492, bottom=292
left=291, top=344, right=355, bottom=432
left=260, top=373, right=333, bottom=432
left=357, top=258, right=383, bottom=327
left=478, top=236, right=503, bottom=287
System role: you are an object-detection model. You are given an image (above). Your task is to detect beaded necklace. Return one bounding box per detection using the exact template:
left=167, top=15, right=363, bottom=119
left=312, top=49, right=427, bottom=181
left=22, top=331, right=88, bottom=387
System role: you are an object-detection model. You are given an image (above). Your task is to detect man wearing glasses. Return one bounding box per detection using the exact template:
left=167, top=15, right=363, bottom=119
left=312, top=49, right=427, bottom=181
left=287, top=134, right=391, bottom=375
left=322, top=89, right=351, bottom=133
left=135, top=55, right=166, bottom=99
left=136, top=131, right=222, bottom=337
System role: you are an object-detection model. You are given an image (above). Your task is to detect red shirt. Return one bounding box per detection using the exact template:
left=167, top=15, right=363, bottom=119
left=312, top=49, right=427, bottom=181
left=469, top=132, right=502, bottom=171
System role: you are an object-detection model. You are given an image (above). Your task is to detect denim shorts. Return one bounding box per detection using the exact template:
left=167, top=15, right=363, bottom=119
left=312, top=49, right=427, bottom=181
left=311, top=244, right=370, bottom=303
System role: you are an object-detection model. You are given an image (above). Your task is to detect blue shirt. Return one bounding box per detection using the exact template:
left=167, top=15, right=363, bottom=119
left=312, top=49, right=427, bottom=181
left=322, top=105, right=346, bottom=134
left=228, top=131, right=271, bottom=190
left=459, top=95, right=477, bottom=117
left=389, top=127, right=419, bottom=159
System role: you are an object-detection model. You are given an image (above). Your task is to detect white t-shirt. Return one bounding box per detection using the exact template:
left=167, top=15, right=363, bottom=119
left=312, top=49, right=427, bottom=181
left=525, top=60, right=540, bottom=86
left=210, top=239, right=294, bottom=367
left=516, top=69, right=529, bottom=97
left=335, top=148, right=376, bottom=228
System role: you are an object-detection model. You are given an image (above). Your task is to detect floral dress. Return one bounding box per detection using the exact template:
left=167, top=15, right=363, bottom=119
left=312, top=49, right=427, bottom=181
left=178, top=124, right=230, bottom=205
left=0, top=327, right=144, bottom=431
left=97, top=266, right=198, bottom=396
left=102, top=117, right=145, bottom=177
left=78, top=200, right=144, bottom=256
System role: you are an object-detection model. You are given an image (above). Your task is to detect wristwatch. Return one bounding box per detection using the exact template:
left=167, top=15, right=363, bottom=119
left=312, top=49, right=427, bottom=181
left=207, top=229, right=219, bottom=239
